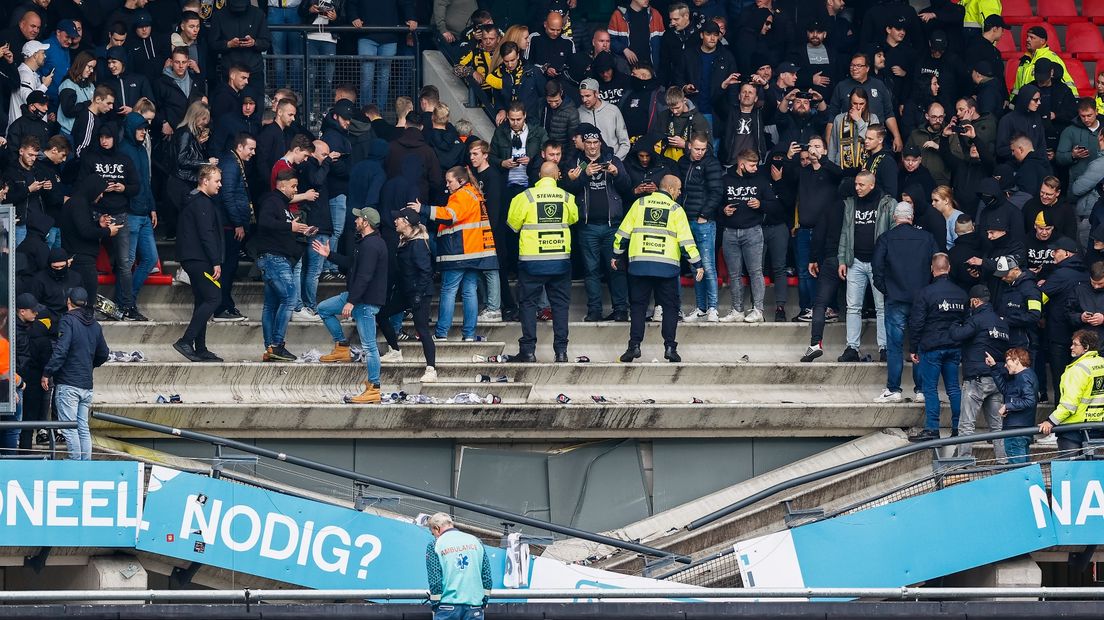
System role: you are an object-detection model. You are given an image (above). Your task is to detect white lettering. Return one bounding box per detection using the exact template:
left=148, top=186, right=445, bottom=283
left=1076, top=480, right=1104, bottom=525
left=312, top=525, right=351, bottom=574
left=7, top=480, right=42, bottom=526
left=117, top=482, right=139, bottom=528
left=1029, top=484, right=1052, bottom=529
left=220, top=505, right=262, bottom=552
left=353, top=533, right=383, bottom=580
left=259, top=513, right=299, bottom=560
left=297, top=520, right=315, bottom=566
left=81, top=481, right=113, bottom=527
left=1052, top=481, right=1072, bottom=526
left=180, top=496, right=222, bottom=543
left=46, top=480, right=79, bottom=527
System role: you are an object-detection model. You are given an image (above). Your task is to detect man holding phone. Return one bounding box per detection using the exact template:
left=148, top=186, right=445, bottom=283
left=9, top=40, right=53, bottom=131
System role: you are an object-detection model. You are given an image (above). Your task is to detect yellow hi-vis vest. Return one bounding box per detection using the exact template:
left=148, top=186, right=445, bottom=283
left=613, top=190, right=700, bottom=277
left=1049, top=351, right=1104, bottom=426
left=507, top=177, right=579, bottom=265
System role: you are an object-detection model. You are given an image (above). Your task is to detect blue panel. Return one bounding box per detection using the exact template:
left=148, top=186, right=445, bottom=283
left=0, top=461, right=142, bottom=547
left=790, top=465, right=1057, bottom=587
left=1048, top=461, right=1104, bottom=545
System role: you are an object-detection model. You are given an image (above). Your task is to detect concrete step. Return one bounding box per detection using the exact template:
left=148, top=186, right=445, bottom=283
left=90, top=402, right=929, bottom=440
left=411, top=381, right=535, bottom=403
left=100, top=321, right=879, bottom=364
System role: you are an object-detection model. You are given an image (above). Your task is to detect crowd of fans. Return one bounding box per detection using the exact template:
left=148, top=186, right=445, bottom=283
left=6, top=0, right=1104, bottom=441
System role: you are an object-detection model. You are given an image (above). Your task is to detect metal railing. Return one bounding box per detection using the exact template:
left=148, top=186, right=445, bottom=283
left=0, top=420, right=77, bottom=460
left=91, top=411, right=690, bottom=564
left=687, top=423, right=1104, bottom=531
left=6, top=586, right=1104, bottom=602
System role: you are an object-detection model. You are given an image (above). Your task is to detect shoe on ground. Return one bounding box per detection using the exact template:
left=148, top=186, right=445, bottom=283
left=584, top=312, right=603, bottom=322
left=664, top=345, right=681, bottom=363
left=825, top=308, right=840, bottom=323
left=874, top=389, right=903, bottom=403
left=743, top=309, right=764, bottom=323
left=879, top=348, right=887, bottom=363
left=620, top=344, right=641, bottom=362
left=719, top=309, right=745, bottom=323
left=511, top=352, right=537, bottom=363
left=195, top=349, right=223, bottom=362
left=683, top=308, right=707, bottom=322
left=501, top=308, right=520, bottom=322
left=268, top=344, right=297, bottom=362
left=703, top=307, right=719, bottom=322
left=554, top=350, right=568, bottom=363
left=347, top=381, right=381, bottom=404
left=650, top=306, right=662, bottom=322
left=419, top=366, right=438, bottom=383
left=837, top=347, right=860, bottom=362
left=173, top=341, right=202, bottom=362
left=774, top=306, right=786, bottom=322
left=537, top=307, right=553, bottom=321
left=123, top=307, right=148, bottom=321
left=794, top=308, right=813, bottom=322
left=213, top=309, right=247, bottom=322
left=910, top=429, right=940, bottom=443
left=173, top=269, right=191, bottom=286
left=432, top=335, right=449, bottom=342
left=612, top=310, right=629, bottom=322
left=478, top=308, right=502, bottom=322
left=321, top=342, right=352, bottom=363
left=379, top=348, right=404, bottom=363
left=801, top=343, right=823, bottom=363
left=913, top=391, right=925, bottom=403
left=291, top=307, right=321, bottom=322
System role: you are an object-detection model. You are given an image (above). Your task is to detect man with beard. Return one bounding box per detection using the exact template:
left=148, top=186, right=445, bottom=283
left=905, top=102, right=950, bottom=186
left=720, top=82, right=767, bottom=165
left=826, top=52, right=903, bottom=153
left=789, top=20, right=838, bottom=101
left=775, top=89, right=827, bottom=152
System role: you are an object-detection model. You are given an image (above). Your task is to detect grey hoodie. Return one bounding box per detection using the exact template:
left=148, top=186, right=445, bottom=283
left=577, top=99, right=631, bottom=159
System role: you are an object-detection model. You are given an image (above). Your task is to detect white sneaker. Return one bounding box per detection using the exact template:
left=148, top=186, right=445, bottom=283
left=683, top=308, right=707, bottom=322
left=478, top=309, right=502, bottom=322
left=743, top=309, right=764, bottom=323
left=912, top=391, right=925, bottom=403
left=706, top=307, right=720, bottom=322
left=419, top=366, right=438, bottom=383
left=291, top=308, right=321, bottom=322
left=1036, top=433, right=1058, bottom=447
left=651, top=306, right=662, bottom=322
left=719, top=309, right=745, bottom=322
left=874, top=389, right=903, bottom=403
left=172, top=268, right=191, bottom=286
left=379, top=349, right=404, bottom=363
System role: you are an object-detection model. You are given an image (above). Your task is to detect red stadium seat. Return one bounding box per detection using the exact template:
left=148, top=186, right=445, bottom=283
left=997, top=31, right=1021, bottom=59
left=1002, top=0, right=1038, bottom=25
left=1059, top=55, right=1094, bottom=96
left=1021, top=21, right=1062, bottom=53
left=1038, top=0, right=1083, bottom=24
left=1085, top=0, right=1104, bottom=25
left=1067, top=21, right=1104, bottom=61
left=95, top=247, right=173, bottom=286
left=1005, top=57, right=1021, bottom=90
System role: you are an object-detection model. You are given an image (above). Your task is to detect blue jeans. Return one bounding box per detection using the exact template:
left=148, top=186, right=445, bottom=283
left=357, top=39, right=398, bottom=106
left=1005, top=435, right=1031, bottom=463
left=481, top=269, right=501, bottom=312
left=307, top=39, right=337, bottom=107
left=918, top=348, right=962, bottom=432
left=437, top=269, right=479, bottom=339
left=15, top=224, right=26, bottom=247
left=128, top=214, right=158, bottom=302
left=318, top=291, right=349, bottom=342
left=46, top=226, right=61, bottom=249
left=291, top=257, right=303, bottom=311
left=578, top=223, right=628, bottom=315
left=884, top=300, right=920, bottom=393
left=689, top=220, right=718, bottom=311
left=794, top=228, right=815, bottom=310
left=55, top=384, right=93, bottom=460
left=433, top=604, right=484, bottom=620
left=352, top=303, right=381, bottom=385
left=325, top=195, right=346, bottom=272
left=1, top=386, right=22, bottom=453
left=302, top=233, right=330, bottom=310
left=257, top=253, right=296, bottom=347
left=844, top=259, right=885, bottom=350
left=268, top=7, right=303, bottom=90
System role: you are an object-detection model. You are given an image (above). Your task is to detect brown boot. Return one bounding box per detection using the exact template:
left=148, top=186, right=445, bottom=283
left=347, top=382, right=381, bottom=404
left=321, top=342, right=352, bottom=363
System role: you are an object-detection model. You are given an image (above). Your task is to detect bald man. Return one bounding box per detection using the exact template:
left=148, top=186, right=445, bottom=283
left=527, top=11, right=576, bottom=81
left=506, top=160, right=580, bottom=362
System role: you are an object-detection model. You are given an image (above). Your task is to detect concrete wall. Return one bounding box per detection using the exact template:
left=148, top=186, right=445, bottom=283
left=422, top=50, right=496, bottom=142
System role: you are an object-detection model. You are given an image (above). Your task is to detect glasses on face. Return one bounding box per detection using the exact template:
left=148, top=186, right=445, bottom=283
left=850, top=63, right=867, bottom=69
left=1031, top=97, right=1041, bottom=102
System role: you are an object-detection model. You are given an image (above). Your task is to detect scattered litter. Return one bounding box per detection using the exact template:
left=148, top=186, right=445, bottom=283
left=642, top=398, right=656, bottom=404
left=591, top=395, right=609, bottom=403
left=740, top=355, right=750, bottom=363
left=173, top=269, right=191, bottom=286
left=109, top=350, right=147, bottom=362
left=296, top=348, right=324, bottom=363
left=447, top=392, right=501, bottom=404
left=690, top=397, right=704, bottom=404
left=557, top=393, right=571, bottom=404
left=575, top=355, right=590, bottom=363
left=477, top=374, right=509, bottom=383
left=155, top=394, right=182, bottom=404
left=404, top=394, right=439, bottom=404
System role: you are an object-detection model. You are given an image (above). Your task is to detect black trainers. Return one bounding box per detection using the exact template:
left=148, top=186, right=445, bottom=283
left=584, top=312, right=603, bottom=322
left=793, top=308, right=813, bottom=322
left=619, top=344, right=641, bottom=362
left=774, top=306, right=786, bottom=322
left=213, top=309, right=247, bottom=322
left=879, top=348, right=887, bottom=363
left=837, top=347, right=860, bottom=362
left=268, top=344, right=297, bottom=362
left=801, top=343, right=823, bottom=363
left=173, top=341, right=202, bottom=362
left=195, top=349, right=224, bottom=362
left=910, top=429, right=940, bottom=443
left=122, top=307, right=148, bottom=321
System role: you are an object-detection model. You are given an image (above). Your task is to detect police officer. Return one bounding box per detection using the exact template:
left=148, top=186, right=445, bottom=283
left=950, top=284, right=1011, bottom=459
left=612, top=175, right=703, bottom=364
left=993, top=255, right=1043, bottom=351
left=1039, top=329, right=1104, bottom=453
left=909, top=254, right=969, bottom=442
left=507, top=162, right=580, bottom=363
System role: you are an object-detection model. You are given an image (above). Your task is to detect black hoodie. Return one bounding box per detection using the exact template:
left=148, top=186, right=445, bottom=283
left=903, top=183, right=948, bottom=252
left=624, top=140, right=675, bottom=195
left=996, top=85, right=1046, bottom=161
left=60, top=176, right=111, bottom=259
left=975, top=177, right=1026, bottom=247
left=15, top=209, right=53, bottom=273
left=77, top=131, right=139, bottom=215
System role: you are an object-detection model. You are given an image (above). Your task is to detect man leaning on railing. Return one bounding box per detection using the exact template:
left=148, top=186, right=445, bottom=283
left=1039, top=329, right=1104, bottom=454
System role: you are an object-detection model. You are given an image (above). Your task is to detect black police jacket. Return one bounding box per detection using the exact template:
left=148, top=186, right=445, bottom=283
left=950, top=302, right=1011, bottom=379
left=909, top=274, right=969, bottom=353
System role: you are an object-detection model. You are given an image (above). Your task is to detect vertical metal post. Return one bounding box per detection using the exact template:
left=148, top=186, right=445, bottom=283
left=301, top=31, right=312, bottom=124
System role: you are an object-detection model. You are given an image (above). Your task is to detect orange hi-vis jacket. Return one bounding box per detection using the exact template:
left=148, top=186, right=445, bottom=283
left=427, top=183, right=500, bottom=271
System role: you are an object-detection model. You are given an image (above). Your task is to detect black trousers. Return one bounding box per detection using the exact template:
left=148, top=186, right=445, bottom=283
left=629, top=274, right=679, bottom=348
left=378, top=292, right=436, bottom=367
left=810, top=260, right=842, bottom=346
left=19, top=380, right=47, bottom=451
left=217, top=227, right=242, bottom=314
left=517, top=269, right=570, bottom=355
left=71, top=252, right=99, bottom=300
left=181, top=260, right=221, bottom=352
left=163, top=177, right=193, bottom=238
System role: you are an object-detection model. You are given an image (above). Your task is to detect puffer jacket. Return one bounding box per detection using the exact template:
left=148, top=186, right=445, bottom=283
left=676, top=150, right=723, bottom=221
left=539, top=97, right=579, bottom=145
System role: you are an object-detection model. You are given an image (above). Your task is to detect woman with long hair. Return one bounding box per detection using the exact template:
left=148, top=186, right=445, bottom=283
left=931, top=185, right=965, bottom=249
left=374, top=208, right=437, bottom=382
left=492, top=24, right=529, bottom=73
left=58, top=51, right=97, bottom=138
left=828, top=88, right=879, bottom=170
left=164, top=101, right=216, bottom=238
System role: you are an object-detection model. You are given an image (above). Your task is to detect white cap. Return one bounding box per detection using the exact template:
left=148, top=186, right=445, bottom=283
left=22, top=40, right=49, bottom=57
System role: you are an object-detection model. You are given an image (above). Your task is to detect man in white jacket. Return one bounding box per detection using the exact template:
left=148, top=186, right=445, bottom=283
left=578, top=78, right=630, bottom=159
left=9, top=40, right=52, bottom=131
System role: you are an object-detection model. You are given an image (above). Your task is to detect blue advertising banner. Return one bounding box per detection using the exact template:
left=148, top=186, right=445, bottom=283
left=136, top=466, right=506, bottom=590
left=0, top=461, right=143, bottom=547
left=1043, top=461, right=1104, bottom=545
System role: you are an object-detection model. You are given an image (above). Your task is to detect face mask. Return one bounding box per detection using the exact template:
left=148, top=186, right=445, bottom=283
left=981, top=194, right=998, bottom=207
left=28, top=107, right=44, bottom=119
left=50, top=266, right=68, bottom=281
left=631, top=76, right=654, bottom=91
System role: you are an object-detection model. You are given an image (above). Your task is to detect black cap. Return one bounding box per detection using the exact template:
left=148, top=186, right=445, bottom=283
left=984, top=14, right=1009, bottom=30
left=16, top=293, right=39, bottom=311
left=700, top=20, right=721, bottom=35
left=903, top=143, right=922, bottom=158
left=1027, top=25, right=1048, bottom=40
left=26, top=90, right=47, bottom=105
left=332, top=99, right=356, bottom=120
left=575, top=122, right=601, bottom=141
left=67, top=287, right=89, bottom=307
left=106, top=46, right=127, bottom=62
left=988, top=212, right=1009, bottom=232
left=1051, top=237, right=1080, bottom=253
left=968, top=285, right=990, bottom=301
left=395, top=207, right=421, bottom=229
left=806, top=19, right=826, bottom=32
left=973, top=60, right=995, bottom=78
left=890, top=15, right=907, bottom=29
left=48, top=247, right=69, bottom=263
left=930, top=30, right=948, bottom=51
left=777, top=61, right=798, bottom=75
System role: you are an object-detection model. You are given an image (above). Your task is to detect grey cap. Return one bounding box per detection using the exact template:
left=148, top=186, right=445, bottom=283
left=579, top=78, right=600, bottom=92
left=993, top=255, right=1019, bottom=277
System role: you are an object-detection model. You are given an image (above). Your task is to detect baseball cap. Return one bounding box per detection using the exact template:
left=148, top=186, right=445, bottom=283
left=930, top=30, right=948, bottom=52
left=67, top=287, right=89, bottom=307
left=26, top=90, right=47, bottom=105
left=106, top=46, right=127, bottom=62
left=332, top=99, right=356, bottom=120
left=352, top=207, right=381, bottom=227
left=993, top=255, right=1019, bottom=277
left=903, top=143, right=922, bottom=158
left=777, top=62, right=798, bottom=75
left=395, top=207, right=421, bottom=229
left=1051, top=237, right=1080, bottom=253
left=16, top=293, right=40, bottom=311
left=133, top=11, right=153, bottom=27
left=973, top=60, right=995, bottom=78
left=806, top=19, right=826, bottom=32
left=968, top=284, right=990, bottom=301
left=984, top=15, right=1009, bottom=31
left=890, top=15, right=907, bottom=29
left=1027, top=25, right=1048, bottom=40
left=701, top=20, right=721, bottom=35
left=22, top=40, right=49, bottom=57
left=56, top=19, right=78, bottom=38
left=988, top=212, right=1009, bottom=232
left=579, top=78, right=600, bottom=92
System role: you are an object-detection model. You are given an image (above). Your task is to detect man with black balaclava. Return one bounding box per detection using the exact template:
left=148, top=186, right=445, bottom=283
left=30, top=247, right=83, bottom=319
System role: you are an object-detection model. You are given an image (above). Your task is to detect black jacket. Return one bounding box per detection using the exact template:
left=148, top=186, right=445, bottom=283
left=176, top=190, right=225, bottom=267
left=347, top=230, right=388, bottom=307
left=719, top=169, right=782, bottom=230
left=873, top=222, right=937, bottom=304
left=910, top=274, right=969, bottom=353
left=1022, top=198, right=1078, bottom=242
left=170, top=128, right=209, bottom=184
left=98, top=70, right=154, bottom=114
left=676, top=152, right=723, bottom=221
left=1070, top=280, right=1104, bottom=342
left=996, top=85, right=1047, bottom=160
left=385, top=127, right=445, bottom=203
left=787, top=156, right=844, bottom=229
left=1041, top=255, right=1089, bottom=339
left=625, top=142, right=675, bottom=196
left=997, top=270, right=1043, bottom=349
left=16, top=209, right=53, bottom=273
left=396, top=234, right=433, bottom=302
left=950, top=302, right=1011, bottom=379
left=6, top=108, right=56, bottom=158
left=345, top=0, right=415, bottom=45
left=153, top=71, right=207, bottom=131
left=538, top=97, right=579, bottom=145
left=42, top=307, right=110, bottom=390
left=60, top=176, right=111, bottom=258
left=15, top=315, right=56, bottom=380
left=300, top=157, right=333, bottom=235
left=30, top=265, right=84, bottom=318
left=209, top=0, right=271, bottom=76
left=252, top=191, right=304, bottom=261
left=2, top=159, right=61, bottom=226
left=1012, top=150, right=1053, bottom=199
left=77, top=141, right=139, bottom=215
left=320, top=116, right=353, bottom=197
left=947, top=230, right=984, bottom=290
